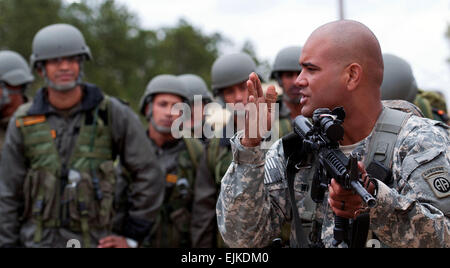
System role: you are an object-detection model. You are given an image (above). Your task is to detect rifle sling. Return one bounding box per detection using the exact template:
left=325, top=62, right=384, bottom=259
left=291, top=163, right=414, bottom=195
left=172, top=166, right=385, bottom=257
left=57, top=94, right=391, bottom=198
left=283, top=133, right=309, bottom=248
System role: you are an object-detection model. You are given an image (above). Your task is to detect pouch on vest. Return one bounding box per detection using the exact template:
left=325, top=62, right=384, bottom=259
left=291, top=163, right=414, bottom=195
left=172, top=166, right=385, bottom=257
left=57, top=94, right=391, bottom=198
left=21, top=169, right=59, bottom=225
left=62, top=160, right=116, bottom=230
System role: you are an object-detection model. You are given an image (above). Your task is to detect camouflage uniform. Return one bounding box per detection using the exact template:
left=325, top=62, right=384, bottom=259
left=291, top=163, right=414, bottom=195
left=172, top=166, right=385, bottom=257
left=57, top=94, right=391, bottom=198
left=217, top=107, right=450, bottom=248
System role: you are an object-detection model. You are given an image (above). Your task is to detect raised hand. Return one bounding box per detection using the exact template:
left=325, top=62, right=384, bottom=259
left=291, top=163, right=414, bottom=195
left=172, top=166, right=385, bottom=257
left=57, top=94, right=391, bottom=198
left=241, top=72, right=278, bottom=147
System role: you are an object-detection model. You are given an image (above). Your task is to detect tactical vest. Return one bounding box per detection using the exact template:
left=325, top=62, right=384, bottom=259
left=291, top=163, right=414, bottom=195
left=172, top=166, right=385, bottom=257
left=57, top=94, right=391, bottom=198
left=148, top=137, right=204, bottom=248
left=284, top=107, right=412, bottom=248
left=16, top=96, right=115, bottom=248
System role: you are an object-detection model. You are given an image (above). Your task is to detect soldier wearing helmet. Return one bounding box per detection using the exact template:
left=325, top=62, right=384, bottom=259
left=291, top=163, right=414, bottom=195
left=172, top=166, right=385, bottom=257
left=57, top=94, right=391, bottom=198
left=270, top=46, right=304, bottom=137
left=178, top=74, right=213, bottom=144
left=0, top=50, right=34, bottom=151
left=0, top=24, right=165, bottom=248
left=380, top=53, right=435, bottom=119
left=189, top=53, right=256, bottom=248
left=133, top=74, right=204, bottom=248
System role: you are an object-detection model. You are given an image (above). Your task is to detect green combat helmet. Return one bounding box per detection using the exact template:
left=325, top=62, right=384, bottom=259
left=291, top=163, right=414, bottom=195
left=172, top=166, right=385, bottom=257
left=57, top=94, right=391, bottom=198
left=30, top=23, right=92, bottom=91
left=380, top=53, right=434, bottom=118
left=380, top=53, right=418, bottom=103
left=0, top=50, right=35, bottom=110
left=270, top=46, right=303, bottom=109
left=211, top=52, right=256, bottom=98
left=270, top=46, right=302, bottom=81
left=178, top=74, right=213, bottom=104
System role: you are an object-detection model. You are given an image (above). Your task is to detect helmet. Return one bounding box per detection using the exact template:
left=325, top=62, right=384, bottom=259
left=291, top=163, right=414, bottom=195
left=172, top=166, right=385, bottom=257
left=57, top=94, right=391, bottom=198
left=178, top=74, right=213, bottom=103
left=380, top=53, right=417, bottom=103
left=270, top=46, right=302, bottom=80
left=211, top=52, right=256, bottom=96
left=30, top=23, right=92, bottom=69
left=139, top=74, right=189, bottom=116
left=0, top=50, right=34, bottom=86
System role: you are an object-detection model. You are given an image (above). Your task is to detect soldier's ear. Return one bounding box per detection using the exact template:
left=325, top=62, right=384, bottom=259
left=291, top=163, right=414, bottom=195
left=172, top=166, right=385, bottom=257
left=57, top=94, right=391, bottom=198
left=36, top=63, right=45, bottom=78
left=344, top=63, right=362, bottom=92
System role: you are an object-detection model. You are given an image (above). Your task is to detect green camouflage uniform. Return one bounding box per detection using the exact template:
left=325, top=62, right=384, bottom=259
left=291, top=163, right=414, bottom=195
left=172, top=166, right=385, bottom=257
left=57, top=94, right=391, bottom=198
left=217, top=107, right=450, bottom=248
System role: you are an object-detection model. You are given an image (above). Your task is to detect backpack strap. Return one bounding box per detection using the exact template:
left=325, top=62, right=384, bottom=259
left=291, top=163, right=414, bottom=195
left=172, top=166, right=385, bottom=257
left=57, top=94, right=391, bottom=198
left=207, top=138, right=221, bottom=175
left=364, top=107, right=411, bottom=171
left=351, top=107, right=410, bottom=248
left=282, top=132, right=309, bottom=248
left=182, top=138, right=204, bottom=170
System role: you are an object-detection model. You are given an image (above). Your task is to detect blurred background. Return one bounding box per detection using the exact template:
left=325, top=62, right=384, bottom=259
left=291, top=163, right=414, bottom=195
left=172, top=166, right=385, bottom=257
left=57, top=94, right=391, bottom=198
left=1, top=0, right=449, bottom=112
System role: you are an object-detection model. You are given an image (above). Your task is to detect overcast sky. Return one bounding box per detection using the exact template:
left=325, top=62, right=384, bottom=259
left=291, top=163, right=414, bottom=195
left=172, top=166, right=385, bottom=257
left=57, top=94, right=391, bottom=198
left=74, top=0, right=450, bottom=102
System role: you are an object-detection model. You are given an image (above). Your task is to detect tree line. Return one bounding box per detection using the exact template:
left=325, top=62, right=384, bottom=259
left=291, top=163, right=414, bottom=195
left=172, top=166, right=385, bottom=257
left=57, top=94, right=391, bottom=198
left=0, top=0, right=266, bottom=111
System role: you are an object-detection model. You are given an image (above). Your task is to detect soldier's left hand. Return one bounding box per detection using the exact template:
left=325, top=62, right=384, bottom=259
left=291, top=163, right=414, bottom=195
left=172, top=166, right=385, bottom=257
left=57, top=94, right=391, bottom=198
left=98, top=235, right=130, bottom=248
left=328, top=162, right=375, bottom=219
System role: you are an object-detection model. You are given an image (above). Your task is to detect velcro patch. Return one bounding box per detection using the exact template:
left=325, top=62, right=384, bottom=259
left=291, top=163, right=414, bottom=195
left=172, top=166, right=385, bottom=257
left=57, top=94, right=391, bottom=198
left=166, top=174, right=178, bottom=184
left=422, top=167, right=450, bottom=199
left=16, top=115, right=46, bottom=127
left=264, top=158, right=283, bottom=185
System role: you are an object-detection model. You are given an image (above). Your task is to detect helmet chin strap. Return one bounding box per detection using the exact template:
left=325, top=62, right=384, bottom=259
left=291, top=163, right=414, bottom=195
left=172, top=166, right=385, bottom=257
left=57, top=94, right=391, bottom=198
left=150, top=117, right=172, bottom=134
left=145, top=104, right=172, bottom=134
left=41, top=59, right=85, bottom=91
left=0, top=82, right=11, bottom=112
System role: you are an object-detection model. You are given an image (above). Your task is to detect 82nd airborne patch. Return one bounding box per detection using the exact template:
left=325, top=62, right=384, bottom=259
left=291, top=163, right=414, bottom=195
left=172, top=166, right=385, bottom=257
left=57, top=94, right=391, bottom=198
left=422, top=167, right=450, bottom=199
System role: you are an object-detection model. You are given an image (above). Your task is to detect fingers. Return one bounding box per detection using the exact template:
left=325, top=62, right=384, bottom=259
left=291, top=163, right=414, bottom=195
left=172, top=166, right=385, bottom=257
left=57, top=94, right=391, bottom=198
left=357, top=161, right=367, bottom=175
left=358, top=161, right=376, bottom=195
left=265, top=85, right=278, bottom=104
left=98, top=241, right=117, bottom=248
left=249, top=72, right=263, bottom=98
left=98, top=235, right=129, bottom=248
left=247, top=79, right=257, bottom=100
left=99, top=236, right=115, bottom=244
left=98, top=236, right=117, bottom=248
left=328, top=179, right=364, bottom=219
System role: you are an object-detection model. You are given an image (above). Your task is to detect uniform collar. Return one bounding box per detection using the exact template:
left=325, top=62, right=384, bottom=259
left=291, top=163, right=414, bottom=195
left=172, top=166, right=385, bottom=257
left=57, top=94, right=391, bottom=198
left=27, top=83, right=104, bottom=116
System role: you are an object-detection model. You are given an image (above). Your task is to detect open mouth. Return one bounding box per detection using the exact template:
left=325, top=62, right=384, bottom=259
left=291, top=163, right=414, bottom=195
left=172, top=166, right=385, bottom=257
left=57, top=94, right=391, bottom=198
left=300, top=95, right=309, bottom=106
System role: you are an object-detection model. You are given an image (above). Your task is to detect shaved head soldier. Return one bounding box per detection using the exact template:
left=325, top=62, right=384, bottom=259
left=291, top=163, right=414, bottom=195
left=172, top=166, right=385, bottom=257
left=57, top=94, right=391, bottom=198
left=217, top=20, right=449, bottom=248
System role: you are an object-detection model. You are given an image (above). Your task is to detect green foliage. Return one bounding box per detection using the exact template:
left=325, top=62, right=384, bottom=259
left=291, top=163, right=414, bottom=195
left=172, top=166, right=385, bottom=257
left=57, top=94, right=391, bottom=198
left=0, top=0, right=264, bottom=112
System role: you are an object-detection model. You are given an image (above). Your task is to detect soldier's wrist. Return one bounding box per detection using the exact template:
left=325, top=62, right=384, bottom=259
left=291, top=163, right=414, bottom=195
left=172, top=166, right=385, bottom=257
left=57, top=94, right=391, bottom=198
left=241, top=137, right=262, bottom=147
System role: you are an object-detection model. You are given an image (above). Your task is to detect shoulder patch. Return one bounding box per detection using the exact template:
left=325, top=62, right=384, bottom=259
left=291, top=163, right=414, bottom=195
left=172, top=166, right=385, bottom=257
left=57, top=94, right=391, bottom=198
left=422, top=167, right=450, bottom=198
left=264, top=157, right=284, bottom=185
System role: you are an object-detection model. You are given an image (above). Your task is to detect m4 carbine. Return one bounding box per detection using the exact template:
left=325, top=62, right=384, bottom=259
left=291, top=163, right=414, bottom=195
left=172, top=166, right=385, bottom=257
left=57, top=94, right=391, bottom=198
left=293, top=107, right=376, bottom=247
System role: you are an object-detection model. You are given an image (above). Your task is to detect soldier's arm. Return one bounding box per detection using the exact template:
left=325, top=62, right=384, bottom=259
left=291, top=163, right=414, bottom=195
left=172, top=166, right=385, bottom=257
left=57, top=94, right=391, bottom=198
left=370, top=118, right=450, bottom=247
left=108, top=98, right=165, bottom=242
left=216, top=131, right=288, bottom=248
left=0, top=117, right=27, bottom=247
